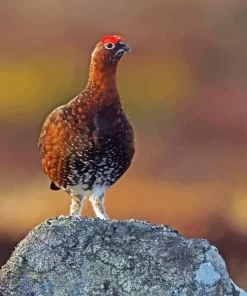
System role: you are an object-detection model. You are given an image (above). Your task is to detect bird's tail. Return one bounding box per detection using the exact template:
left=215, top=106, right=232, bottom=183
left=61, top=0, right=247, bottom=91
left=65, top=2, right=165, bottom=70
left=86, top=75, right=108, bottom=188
left=50, top=182, right=60, bottom=191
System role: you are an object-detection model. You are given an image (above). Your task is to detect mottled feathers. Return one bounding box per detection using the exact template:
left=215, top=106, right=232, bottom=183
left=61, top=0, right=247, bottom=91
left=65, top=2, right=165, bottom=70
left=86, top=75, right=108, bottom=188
left=38, top=35, right=135, bottom=218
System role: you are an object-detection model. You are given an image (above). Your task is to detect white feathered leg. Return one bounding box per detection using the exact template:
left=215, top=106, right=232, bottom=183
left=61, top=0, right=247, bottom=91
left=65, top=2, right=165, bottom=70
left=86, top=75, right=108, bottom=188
left=89, top=186, right=109, bottom=220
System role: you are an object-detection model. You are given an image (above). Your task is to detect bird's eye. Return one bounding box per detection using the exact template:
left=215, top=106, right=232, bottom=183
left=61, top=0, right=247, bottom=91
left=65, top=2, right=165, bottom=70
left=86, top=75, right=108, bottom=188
left=104, top=43, right=115, bottom=50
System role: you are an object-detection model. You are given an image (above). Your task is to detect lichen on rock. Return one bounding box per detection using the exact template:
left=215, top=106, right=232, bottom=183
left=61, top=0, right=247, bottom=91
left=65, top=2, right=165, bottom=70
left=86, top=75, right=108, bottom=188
left=0, top=216, right=246, bottom=296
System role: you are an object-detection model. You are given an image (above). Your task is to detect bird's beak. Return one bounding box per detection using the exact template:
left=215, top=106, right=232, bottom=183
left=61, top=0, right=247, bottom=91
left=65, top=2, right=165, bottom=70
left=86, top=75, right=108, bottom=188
left=118, top=41, right=131, bottom=52
left=114, top=41, right=131, bottom=58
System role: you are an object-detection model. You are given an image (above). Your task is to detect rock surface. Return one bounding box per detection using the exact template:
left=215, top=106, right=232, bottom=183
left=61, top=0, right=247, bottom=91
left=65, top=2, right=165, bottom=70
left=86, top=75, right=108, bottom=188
left=0, top=216, right=246, bottom=296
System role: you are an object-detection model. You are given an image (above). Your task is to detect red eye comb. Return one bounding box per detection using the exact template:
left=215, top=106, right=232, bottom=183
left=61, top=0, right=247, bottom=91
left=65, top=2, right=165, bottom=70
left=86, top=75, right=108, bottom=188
left=101, top=35, right=124, bottom=45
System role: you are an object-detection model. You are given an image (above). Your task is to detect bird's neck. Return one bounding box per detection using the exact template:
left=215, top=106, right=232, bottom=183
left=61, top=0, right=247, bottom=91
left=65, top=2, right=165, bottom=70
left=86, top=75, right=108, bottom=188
left=69, top=58, right=121, bottom=108
left=87, top=59, right=118, bottom=92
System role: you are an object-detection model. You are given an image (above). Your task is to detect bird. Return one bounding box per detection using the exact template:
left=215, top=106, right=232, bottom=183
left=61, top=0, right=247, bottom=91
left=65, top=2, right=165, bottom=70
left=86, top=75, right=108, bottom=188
left=38, top=35, right=135, bottom=220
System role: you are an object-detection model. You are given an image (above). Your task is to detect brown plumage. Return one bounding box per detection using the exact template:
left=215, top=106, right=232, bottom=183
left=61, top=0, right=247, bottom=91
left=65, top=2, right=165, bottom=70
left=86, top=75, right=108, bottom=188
left=38, top=35, right=135, bottom=219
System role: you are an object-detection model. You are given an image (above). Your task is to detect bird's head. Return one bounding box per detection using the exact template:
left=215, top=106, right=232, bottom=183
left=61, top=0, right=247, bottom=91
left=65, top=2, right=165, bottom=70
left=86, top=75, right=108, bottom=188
left=91, top=35, right=131, bottom=67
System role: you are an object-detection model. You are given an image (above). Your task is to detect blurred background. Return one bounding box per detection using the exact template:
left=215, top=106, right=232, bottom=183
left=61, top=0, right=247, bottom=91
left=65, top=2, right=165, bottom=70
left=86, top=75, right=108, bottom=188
left=1, top=0, right=247, bottom=289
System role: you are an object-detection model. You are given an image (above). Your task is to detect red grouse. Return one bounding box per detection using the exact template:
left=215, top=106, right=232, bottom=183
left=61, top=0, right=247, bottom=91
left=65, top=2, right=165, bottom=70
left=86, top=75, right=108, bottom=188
left=38, top=35, right=135, bottom=219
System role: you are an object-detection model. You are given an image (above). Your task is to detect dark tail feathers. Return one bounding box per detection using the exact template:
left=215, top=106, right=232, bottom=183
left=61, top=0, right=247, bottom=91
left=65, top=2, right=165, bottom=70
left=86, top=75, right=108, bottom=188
left=50, top=182, right=60, bottom=191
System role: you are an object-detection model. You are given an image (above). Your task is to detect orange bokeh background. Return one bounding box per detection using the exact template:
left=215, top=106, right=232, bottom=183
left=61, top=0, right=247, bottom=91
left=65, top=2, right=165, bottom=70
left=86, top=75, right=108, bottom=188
left=1, top=0, right=247, bottom=289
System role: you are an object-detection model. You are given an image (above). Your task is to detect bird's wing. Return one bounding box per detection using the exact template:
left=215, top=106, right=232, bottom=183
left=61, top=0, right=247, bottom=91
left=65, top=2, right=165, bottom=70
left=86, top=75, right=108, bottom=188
left=38, top=106, right=71, bottom=186
left=38, top=106, right=62, bottom=157
left=38, top=104, right=96, bottom=188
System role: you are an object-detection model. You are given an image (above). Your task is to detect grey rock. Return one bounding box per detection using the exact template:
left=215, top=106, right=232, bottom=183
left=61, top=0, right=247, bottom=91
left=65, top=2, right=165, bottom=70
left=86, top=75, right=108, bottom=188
left=0, top=216, right=246, bottom=296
